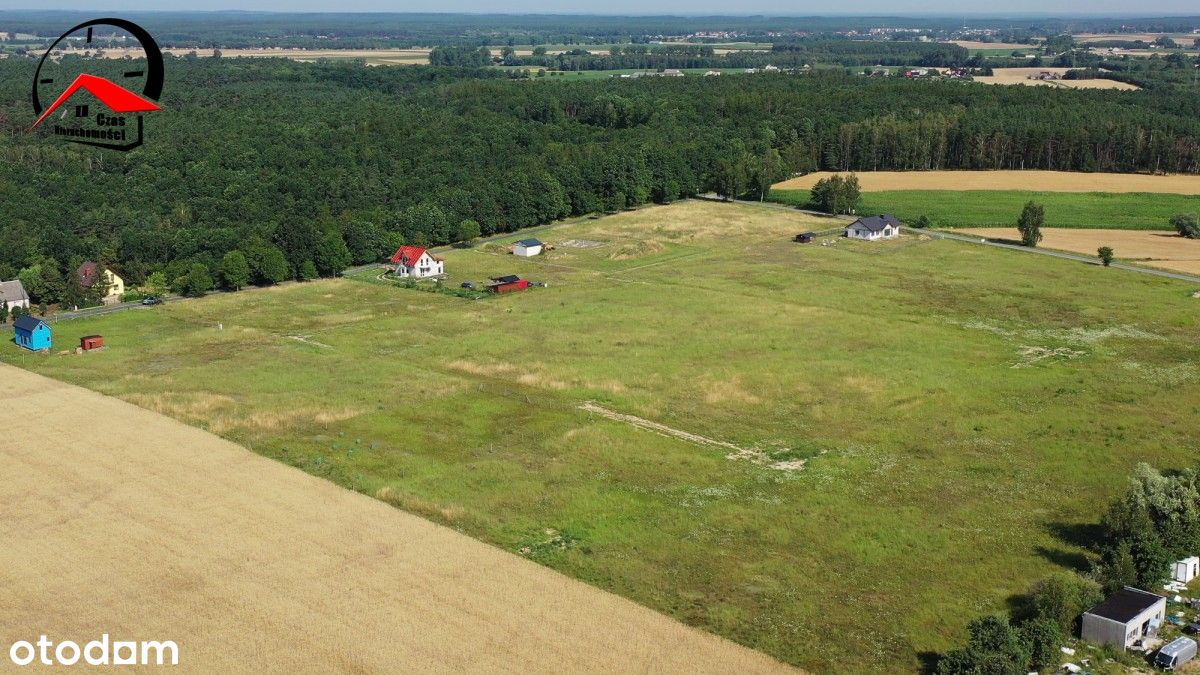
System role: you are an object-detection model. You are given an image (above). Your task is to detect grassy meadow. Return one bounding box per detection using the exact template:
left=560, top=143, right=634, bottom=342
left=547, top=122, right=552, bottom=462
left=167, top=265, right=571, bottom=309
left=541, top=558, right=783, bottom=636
left=7, top=200, right=1200, bottom=672
left=769, top=188, right=1200, bottom=230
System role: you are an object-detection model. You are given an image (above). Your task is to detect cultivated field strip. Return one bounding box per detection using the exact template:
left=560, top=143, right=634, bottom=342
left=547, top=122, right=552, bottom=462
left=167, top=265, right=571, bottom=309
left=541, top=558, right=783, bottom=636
left=0, top=364, right=794, bottom=674
left=774, top=170, right=1200, bottom=194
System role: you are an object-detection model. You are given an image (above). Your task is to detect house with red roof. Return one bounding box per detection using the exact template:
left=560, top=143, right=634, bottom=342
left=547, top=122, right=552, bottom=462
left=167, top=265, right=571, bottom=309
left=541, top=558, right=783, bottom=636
left=390, top=246, right=445, bottom=279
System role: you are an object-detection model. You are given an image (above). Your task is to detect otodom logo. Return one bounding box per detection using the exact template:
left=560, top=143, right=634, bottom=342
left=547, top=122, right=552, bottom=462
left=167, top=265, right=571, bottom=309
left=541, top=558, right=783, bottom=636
left=29, top=18, right=164, bottom=151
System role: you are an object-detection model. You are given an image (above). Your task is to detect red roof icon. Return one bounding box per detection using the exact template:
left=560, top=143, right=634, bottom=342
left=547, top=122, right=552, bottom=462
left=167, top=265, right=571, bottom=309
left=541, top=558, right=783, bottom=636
left=30, top=73, right=160, bottom=130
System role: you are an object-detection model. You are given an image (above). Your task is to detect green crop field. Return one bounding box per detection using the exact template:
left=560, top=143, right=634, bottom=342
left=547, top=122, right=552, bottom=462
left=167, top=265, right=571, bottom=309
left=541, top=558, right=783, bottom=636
left=6, top=200, right=1200, bottom=672
left=769, top=188, right=1200, bottom=230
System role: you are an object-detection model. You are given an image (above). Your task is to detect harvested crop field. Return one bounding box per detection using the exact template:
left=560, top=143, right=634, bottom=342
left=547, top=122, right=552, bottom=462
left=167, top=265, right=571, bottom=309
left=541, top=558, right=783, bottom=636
left=773, top=170, right=1200, bottom=194
left=0, top=363, right=791, bottom=673
left=971, top=68, right=1140, bottom=90
left=950, top=40, right=1041, bottom=50
left=956, top=228, right=1200, bottom=275
left=1074, top=32, right=1199, bottom=44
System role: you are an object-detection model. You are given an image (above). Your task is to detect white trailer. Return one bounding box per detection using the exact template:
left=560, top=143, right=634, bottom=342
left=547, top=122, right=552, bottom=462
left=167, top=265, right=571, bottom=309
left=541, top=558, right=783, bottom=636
left=1174, top=556, right=1199, bottom=583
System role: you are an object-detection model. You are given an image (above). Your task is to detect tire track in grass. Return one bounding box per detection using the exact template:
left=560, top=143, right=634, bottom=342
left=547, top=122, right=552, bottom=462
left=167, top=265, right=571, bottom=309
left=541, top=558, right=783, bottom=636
left=578, top=401, right=809, bottom=471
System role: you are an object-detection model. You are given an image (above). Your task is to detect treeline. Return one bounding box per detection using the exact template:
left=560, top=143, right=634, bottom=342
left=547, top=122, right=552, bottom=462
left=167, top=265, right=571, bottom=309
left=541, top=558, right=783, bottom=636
left=490, top=40, right=972, bottom=71
left=2, top=58, right=1200, bottom=305
left=770, top=40, right=969, bottom=67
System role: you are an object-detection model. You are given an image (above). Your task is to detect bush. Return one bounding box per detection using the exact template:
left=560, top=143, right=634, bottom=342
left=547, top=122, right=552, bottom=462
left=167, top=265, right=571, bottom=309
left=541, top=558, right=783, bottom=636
left=1028, top=572, right=1103, bottom=634
left=810, top=173, right=861, bottom=215
left=1171, top=214, right=1199, bottom=238
left=1097, top=246, right=1114, bottom=266
left=172, top=263, right=214, bottom=297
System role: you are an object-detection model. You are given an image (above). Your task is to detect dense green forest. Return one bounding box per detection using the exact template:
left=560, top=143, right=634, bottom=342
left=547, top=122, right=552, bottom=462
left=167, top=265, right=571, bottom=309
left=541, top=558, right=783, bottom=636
left=2, top=56, right=1200, bottom=306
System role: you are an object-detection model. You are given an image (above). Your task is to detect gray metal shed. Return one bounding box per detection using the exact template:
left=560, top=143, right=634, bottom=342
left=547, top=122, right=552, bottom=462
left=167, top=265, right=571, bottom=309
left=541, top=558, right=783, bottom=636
left=1081, top=587, right=1166, bottom=650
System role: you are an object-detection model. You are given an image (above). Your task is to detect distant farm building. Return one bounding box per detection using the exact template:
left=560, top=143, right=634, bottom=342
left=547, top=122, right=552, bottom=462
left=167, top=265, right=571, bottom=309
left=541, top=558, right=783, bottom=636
left=77, top=262, right=125, bottom=305
left=80, top=335, right=105, bottom=351
left=846, top=215, right=902, bottom=241
left=1175, top=557, right=1200, bottom=583
left=487, top=275, right=529, bottom=293
left=0, top=279, right=30, bottom=311
left=390, top=246, right=445, bottom=279
left=513, top=239, right=544, bottom=257
left=13, top=315, right=51, bottom=351
left=1081, top=587, right=1166, bottom=650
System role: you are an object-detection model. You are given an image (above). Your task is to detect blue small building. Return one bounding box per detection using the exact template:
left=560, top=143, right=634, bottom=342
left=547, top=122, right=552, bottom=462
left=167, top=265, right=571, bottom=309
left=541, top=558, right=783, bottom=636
left=13, top=315, right=51, bottom=351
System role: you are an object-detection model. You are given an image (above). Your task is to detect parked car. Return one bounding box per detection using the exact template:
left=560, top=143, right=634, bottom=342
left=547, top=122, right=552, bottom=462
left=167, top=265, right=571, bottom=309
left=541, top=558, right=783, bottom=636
left=460, top=282, right=475, bottom=290
left=141, top=297, right=163, bottom=306
left=1184, top=622, right=1200, bottom=635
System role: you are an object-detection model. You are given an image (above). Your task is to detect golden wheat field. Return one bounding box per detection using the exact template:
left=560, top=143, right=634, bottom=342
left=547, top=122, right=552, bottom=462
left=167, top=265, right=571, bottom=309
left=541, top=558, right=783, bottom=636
left=971, top=68, right=1141, bottom=90
left=0, top=364, right=792, bottom=674
left=957, top=228, right=1200, bottom=275
left=773, top=170, right=1200, bottom=194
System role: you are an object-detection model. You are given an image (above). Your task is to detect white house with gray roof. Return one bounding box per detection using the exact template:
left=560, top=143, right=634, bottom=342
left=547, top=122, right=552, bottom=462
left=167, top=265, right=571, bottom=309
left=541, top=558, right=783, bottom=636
left=0, top=279, right=30, bottom=311
left=846, top=214, right=902, bottom=241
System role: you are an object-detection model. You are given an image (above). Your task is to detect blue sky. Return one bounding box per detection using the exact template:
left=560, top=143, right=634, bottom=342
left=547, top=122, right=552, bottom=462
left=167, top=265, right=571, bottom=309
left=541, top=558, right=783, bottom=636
left=0, top=2, right=1196, bottom=15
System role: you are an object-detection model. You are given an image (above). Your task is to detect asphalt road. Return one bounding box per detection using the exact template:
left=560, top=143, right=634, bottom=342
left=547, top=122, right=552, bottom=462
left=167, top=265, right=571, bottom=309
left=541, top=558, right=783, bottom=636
left=0, top=264, right=387, bottom=330
left=719, top=196, right=1200, bottom=285
left=7, top=204, right=1195, bottom=333
left=921, top=229, right=1200, bottom=284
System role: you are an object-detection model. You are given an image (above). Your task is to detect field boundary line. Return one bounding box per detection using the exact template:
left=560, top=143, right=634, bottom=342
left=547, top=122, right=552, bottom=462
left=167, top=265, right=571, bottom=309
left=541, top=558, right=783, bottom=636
left=922, top=230, right=1200, bottom=284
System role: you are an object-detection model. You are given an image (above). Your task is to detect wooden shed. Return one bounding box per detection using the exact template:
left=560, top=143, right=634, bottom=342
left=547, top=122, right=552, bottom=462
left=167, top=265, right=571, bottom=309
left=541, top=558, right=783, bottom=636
left=80, top=335, right=105, bottom=351
left=487, top=275, right=529, bottom=294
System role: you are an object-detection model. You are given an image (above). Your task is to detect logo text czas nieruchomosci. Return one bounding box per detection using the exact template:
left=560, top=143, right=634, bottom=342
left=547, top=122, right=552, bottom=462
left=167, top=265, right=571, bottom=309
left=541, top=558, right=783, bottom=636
left=28, top=18, right=164, bottom=151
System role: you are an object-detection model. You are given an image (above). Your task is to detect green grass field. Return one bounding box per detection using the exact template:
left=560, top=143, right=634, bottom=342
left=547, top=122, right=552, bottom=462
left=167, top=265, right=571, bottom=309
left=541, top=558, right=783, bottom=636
left=7, top=201, right=1200, bottom=672
left=769, top=188, right=1200, bottom=230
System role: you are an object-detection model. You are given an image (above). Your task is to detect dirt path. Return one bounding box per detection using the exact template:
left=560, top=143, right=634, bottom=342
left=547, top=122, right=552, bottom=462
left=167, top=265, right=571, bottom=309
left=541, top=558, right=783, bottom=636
left=579, top=402, right=808, bottom=471
left=0, top=364, right=793, bottom=674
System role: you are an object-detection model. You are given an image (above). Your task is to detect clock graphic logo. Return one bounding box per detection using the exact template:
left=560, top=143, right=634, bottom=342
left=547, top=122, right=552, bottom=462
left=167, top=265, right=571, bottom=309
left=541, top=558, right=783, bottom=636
left=29, top=18, right=164, bottom=151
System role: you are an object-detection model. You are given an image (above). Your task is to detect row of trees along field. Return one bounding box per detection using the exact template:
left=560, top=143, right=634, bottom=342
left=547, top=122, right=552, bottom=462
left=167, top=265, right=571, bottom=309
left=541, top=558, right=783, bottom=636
left=1, top=56, right=1200, bottom=305
left=434, top=41, right=971, bottom=71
